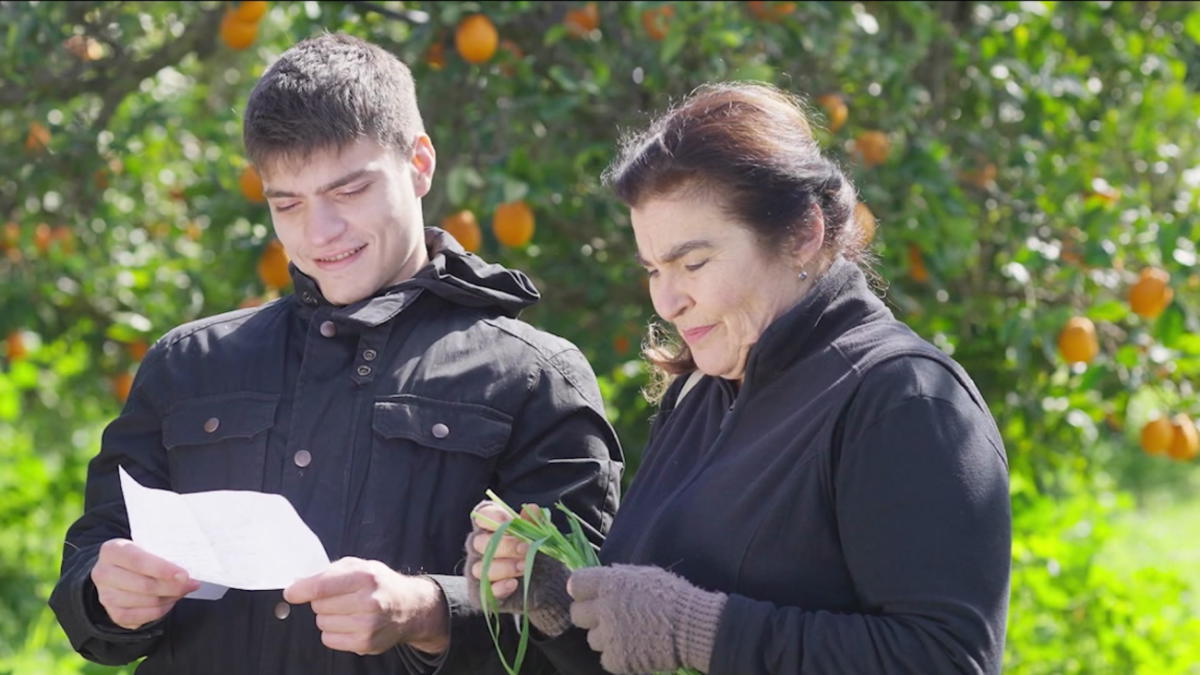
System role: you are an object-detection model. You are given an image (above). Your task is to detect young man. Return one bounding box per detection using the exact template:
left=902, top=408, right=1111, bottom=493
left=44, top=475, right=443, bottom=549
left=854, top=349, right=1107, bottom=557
left=50, top=33, right=622, bottom=674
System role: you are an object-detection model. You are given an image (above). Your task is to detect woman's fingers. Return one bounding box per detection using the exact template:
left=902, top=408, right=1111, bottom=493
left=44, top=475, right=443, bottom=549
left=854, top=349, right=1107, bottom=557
left=471, top=531, right=528, bottom=558
left=472, top=556, right=524, bottom=582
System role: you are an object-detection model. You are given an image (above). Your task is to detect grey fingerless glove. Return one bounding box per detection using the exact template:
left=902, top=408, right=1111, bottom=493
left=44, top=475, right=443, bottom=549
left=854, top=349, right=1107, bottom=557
left=463, top=528, right=574, bottom=638
left=568, top=564, right=728, bottom=674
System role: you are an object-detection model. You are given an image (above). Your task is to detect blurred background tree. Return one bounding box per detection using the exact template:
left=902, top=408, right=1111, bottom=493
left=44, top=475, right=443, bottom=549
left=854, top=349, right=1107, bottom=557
left=1, top=1, right=1198, bottom=672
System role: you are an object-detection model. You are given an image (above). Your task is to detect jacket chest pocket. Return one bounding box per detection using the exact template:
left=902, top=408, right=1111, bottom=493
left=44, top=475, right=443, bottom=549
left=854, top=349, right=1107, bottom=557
left=162, top=392, right=278, bottom=494
left=364, top=395, right=513, bottom=564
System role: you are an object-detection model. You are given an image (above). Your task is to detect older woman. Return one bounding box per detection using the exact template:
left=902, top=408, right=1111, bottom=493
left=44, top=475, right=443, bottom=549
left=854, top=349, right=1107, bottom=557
left=466, top=82, right=1011, bottom=675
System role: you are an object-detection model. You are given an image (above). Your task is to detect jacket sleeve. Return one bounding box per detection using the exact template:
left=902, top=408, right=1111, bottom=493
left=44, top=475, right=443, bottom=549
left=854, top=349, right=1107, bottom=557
left=428, top=346, right=623, bottom=675
left=711, top=384, right=1011, bottom=674
left=48, top=343, right=175, bottom=665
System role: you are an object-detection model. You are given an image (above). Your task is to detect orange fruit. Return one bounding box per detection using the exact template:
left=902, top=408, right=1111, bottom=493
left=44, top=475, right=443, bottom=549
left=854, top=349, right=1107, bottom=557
left=613, top=334, right=631, bottom=355
left=24, top=122, right=50, bottom=154
left=641, top=6, right=673, bottom=41
left=960, top=163, right=997, bottom=189
left=239, top=165, right=265, bottom=203
left=492, top=201, right=535, bottom=248
left=1167, top=414, right=1199, bottom=461
left=747, top=2, right=797, bottom=22
left=51, top=225, right=74, bottom=253
left=64, top=34, right=103, bottom=61
left=239, top=296, right=264, bottom=309
left=425, top=41, right=446, bottom=70
left=112, top=372, right=134, bottom=403
left=5, top=332, right=27, bottom=361
left=853, top=203, right=876, bottom=250
left=906, top=242, right=929, bottom=283
left=257, top=239, right=291, bottom=290
left=455, top=14, right=498, bottom=64
left=816, top=94, right=848, bottom=133
left=1128, top=267, right=1173, bottom=319
left=441, top=210, right=482, bottom=252
left=1, top=222, right=19, bottom=250
left=1057, top=316, right=1099, bottom=365
left=126, top=339, right=149, bottom=362
left=33, top=223, right=52, bottom=254
left=854, top=130, right=890, bottom=167
left=564, top=3, right=600, bottom=37
left=1140, top=417, right=1173, bottom=456
left=219, top=11, right=258, bottom=50
left=233, top=1, right=268, bottom=22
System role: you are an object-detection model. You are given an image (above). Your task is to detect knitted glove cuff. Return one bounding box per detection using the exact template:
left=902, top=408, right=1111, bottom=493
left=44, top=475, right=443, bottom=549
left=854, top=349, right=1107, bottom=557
left=676, top=585, right=729, bottom=673
left=523, top=556, right=573, bottom=638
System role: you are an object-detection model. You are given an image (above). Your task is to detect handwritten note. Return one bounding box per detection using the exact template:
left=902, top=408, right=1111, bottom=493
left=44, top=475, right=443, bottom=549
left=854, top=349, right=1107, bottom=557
left=119, top=467, right=330, bottom=600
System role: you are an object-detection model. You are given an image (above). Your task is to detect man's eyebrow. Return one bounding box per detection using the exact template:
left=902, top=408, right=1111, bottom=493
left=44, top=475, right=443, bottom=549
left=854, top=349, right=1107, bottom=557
left=262, top=168, right=373, bottom=199
left=634, top=239, right=714, bottom=267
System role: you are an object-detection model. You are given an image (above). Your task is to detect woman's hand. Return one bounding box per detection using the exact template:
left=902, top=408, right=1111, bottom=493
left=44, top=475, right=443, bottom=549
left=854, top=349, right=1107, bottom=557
left=464, top=500, right=573, bottom=637
left=568, top=564, right=728, bottom=674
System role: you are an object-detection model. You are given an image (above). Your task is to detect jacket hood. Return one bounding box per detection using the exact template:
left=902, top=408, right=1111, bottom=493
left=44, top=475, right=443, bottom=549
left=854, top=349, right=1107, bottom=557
left=288, top=227, right=540, bottom=323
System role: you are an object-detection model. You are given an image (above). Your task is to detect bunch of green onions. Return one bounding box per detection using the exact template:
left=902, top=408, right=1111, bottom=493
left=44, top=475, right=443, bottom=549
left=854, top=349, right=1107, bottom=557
left=475, top=489, right=700, bottom=675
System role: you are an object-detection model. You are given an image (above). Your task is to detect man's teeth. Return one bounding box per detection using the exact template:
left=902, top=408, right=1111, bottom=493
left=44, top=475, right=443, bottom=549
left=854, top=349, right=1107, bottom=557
left=319, top=246, right=361, bottom=262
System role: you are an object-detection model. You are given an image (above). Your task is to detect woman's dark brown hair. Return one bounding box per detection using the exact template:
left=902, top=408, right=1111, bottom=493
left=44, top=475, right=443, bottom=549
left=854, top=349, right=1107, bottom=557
left=601, top=82, right=873, bottom=400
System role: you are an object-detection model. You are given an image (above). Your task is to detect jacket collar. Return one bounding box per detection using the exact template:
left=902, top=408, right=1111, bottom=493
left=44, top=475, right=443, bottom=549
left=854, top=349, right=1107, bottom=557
left=289, top=228, right=539, bottom=328
left=741, top=256, right=892, bottom=387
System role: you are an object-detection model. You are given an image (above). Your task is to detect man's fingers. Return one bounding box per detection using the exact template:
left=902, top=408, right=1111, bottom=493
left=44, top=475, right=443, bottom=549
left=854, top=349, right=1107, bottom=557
left=470, top=504, right=512, bottom=533
left=471, top=532, right=527, bottom=558
left=97, top=591, right=179, bottom=629
left=315, top=610, right=379, bottom=635
left=470, top=557, right=523, bottom=582
left=100, top=539, right=190, bottom=583
left=285, top=565, right=367, bottom=604
left=93, top=561, right=198, bottom=599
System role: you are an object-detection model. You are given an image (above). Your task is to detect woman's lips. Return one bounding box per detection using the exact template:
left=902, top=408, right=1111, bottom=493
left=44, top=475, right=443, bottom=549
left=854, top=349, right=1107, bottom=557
left=682, top=325, right=714, bottom=343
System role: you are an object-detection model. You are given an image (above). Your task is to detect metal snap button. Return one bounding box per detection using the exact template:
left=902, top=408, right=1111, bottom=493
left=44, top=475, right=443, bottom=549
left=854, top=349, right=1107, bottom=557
left=356, top=365, right=372, bottom=377
left=319, top=321, right=336, bottom=338
left=203, top=417, right=220, bottom=433
left=362, top=349, right=377, bottom=361
left=293, top=449, right=312, bottom=468
left=431, top=423, right=449, bottom=439
left=274, top=601, right=290, bottom=620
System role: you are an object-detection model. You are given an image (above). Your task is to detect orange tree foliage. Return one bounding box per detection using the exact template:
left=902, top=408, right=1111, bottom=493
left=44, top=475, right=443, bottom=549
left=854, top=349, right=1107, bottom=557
left=1, top=2, right=1199, bottom=672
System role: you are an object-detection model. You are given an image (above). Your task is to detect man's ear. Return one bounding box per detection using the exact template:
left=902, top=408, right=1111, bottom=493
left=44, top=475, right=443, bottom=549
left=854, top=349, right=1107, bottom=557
left=410, top=134, right=436, bottom=198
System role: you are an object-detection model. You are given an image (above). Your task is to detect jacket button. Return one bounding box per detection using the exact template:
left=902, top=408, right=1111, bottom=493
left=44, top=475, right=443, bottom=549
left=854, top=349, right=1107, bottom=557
left=431, top=423, right=449, bottom=439
left=356, top=365, right=372, bottom=377
left=319, top=321, right=336, bottom=338
left=293, top=449, right=312, bottom=468
left=274, top=601, right=290, bottom=620
left=362, top=349, right=377, bottom=361
left=203, top=417, right=220, bottom=433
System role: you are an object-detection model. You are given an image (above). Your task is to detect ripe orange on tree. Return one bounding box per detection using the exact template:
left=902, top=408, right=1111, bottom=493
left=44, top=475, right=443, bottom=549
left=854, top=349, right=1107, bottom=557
left=126, top=339, right=149, bottom=362
left=33, top=223, right=52, bottom=254
left=747, top=2, right=797, bottom=23
left=64, top=34, right=103, bottom=61
left=1140, top=417, right=1173, bottom=456
left=24, top=122, right=50, bottom=154
left=112, top=372, right=134, bottom=403
left=51, top=225, right=75, bottom=253
left=239, top=165, right=265, bottom=203
left=641, top=6, right=674, bottom=41
left=1128, top=266, right=1173, bottom=319
left=455, top=14, right=498, bottom=64
left=5, top=332, right=27, bottom=362
left=441, top=210, right=482, bottom=253
left=1057, top=316, right=1099, bottom=365
left=257, top=239, right=291, bottom=290
left=1167, top=414, right=1199, bottom=461
left=233, top=1, right=268, bottom=22
left=219, top=10, right=258, bottom=50
left=492, top=201, right=535, bottom=248
left=564, top=3, right=600, bottom=37
left=425, top=41, right=446, bottom=70
left=854, top=130, right=890, bottom=167
left=906, top=243, right=929, bottom=283
left=816, top=94, right=848, bottom=133
left=853, top=202, right=876, bottom=250
left=960, top=163, right=998, bottom=190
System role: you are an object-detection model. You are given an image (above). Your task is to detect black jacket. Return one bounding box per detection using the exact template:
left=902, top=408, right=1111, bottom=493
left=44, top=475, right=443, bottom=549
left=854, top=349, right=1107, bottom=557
left=540, top=258, right=1010, bottom=674
left=49, top=229, right=622, bottom=674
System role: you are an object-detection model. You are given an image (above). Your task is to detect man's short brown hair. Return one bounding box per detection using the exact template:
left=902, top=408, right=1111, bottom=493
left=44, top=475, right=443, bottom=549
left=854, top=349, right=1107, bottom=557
left=243, top=33, right=425, bottom=171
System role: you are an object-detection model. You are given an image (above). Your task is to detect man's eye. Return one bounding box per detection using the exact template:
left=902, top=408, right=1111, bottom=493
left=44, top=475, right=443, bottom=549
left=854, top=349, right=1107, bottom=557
left=273, top=202, right=299, bottom=213
left=685, top=259, right=709, bottom=272
left=340, top=184, right=368, bottom=198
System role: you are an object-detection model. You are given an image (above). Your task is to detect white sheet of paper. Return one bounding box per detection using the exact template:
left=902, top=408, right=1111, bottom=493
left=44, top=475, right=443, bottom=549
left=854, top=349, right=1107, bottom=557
left=119, top=467, right=330, bottom=598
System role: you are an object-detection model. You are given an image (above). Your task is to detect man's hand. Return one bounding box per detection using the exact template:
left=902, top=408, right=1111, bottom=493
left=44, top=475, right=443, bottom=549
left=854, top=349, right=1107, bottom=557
left=284, top=557, right=449, bottom=656
left=90, top=538, right=200, bottom=630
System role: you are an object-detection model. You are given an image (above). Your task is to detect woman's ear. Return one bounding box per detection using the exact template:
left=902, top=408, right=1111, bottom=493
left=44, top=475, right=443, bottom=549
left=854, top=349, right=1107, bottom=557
left=409, top=134, right=437, bottom=198
left=792, top=202, right=826, bottom=268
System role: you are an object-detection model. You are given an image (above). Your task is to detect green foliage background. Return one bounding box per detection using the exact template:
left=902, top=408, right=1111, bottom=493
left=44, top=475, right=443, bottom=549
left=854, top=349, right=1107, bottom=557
left=2, top=1, right=1199, bottom=672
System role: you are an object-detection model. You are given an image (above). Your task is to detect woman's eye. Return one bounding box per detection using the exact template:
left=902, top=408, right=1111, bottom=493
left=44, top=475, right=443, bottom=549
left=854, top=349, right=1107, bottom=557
left=685, top=259, right=709, bottom=272
left=644, top=268, right=659, bottom=279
